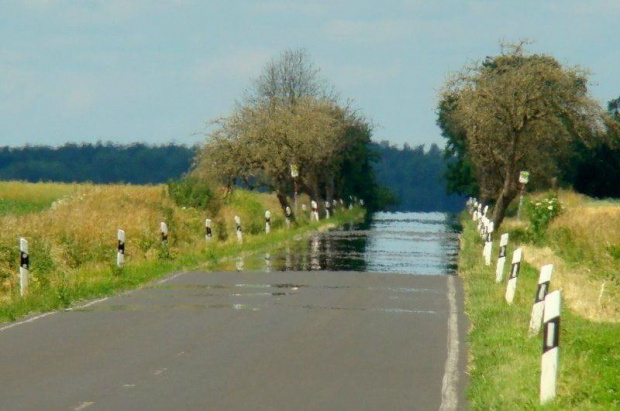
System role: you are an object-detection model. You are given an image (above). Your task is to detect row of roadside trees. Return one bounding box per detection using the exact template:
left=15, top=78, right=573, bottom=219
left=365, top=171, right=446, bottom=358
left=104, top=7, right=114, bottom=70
left=438, top=41, right=620, bottom=229
left=191, top=49, right=389, bottom=219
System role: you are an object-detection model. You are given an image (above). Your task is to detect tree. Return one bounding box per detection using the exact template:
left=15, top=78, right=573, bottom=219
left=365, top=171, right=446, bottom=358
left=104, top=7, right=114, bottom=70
left=247, top=48, right=334, bottom=106
left=194, top=97, right=344, bottom=217
left=562, top=95, right=620, bottom=198
left=437, top=96, right=479, bottom=198
left=439, top=42, right=611, bottom=228
left=193, top=48, right=387, bottom=217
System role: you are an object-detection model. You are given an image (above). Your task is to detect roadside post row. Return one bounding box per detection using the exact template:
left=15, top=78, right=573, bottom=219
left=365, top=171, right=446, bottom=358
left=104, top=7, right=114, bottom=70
left=14, top=197, right=359, bottom=303
left=17, top=197, right=355, bottom=277
left=467, top=197, right=561, bottom=405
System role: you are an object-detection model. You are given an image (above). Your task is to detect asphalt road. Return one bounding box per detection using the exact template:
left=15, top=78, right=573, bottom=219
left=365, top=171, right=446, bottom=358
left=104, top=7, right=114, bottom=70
left=0, top=270, right=468, bottom=411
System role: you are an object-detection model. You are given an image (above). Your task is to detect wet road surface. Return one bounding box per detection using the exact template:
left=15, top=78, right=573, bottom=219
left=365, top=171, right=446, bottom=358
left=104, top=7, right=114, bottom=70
left=218, top=212, right=461, bottom=275
left=0, top=212, right=467, bottom=411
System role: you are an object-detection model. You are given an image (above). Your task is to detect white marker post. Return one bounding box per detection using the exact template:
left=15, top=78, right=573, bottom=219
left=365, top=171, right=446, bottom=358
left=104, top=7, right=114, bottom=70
left=325, top=201, right=330, bottom=219
left=265, top=210, right=271, bottom=234
left=234, top=216, right=243, bottom=244
left=285, top=207, right=291, bottom=229
left=160, top=222, right=168, bottom=244
left=477, top=216, right=486, bottom=237
left=205, top=218, right=212, bottom=241
left=311, top=200, right=319, bottom=222
left=19, top=238, right=29, bottom=296
left=264, top=253, right=271, bottom=272
left=517, top=170, right=530, bottom=220
left=290, top=164, right=299, bottom=213
left=117, top=229, right=125, bottom=268
left=496, top=233, right=509, bottom=282
left=541, top=290, right=561, bottom=404
left=505, top=247, right=522, bottom=304
left=529, top=264, right=554, bottom=336
left=483, top=222, right=494, bottom=266
left=302, top=204, right=307, bottom=213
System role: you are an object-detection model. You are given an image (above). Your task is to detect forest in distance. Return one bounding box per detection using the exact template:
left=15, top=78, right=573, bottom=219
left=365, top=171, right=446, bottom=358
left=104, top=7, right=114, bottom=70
left=0, top=141, right=465, bottom=213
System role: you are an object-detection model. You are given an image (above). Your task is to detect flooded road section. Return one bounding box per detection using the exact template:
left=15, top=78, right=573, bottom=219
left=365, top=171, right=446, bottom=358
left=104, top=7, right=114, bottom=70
left=216, top=212, right=460, bottom=275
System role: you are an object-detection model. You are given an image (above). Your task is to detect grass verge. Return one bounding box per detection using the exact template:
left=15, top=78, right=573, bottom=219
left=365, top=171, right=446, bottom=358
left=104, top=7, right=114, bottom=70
left=0, top=181, right=364, bottom=323
left=460, top=217, right=619, bottom=410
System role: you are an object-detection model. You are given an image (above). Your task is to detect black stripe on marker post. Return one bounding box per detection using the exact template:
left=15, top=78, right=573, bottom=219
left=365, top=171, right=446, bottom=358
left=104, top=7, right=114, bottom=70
left=543, top=317, right=560, bottom=353
left=118, top=239, right=125, bottom=255
left=535, top=281, right=550, bottom=303
left=499, top=245, right=506, bottom=259
left=510, top=260, right=520, bottom=280
left=20, top=250, right=29, bottom=270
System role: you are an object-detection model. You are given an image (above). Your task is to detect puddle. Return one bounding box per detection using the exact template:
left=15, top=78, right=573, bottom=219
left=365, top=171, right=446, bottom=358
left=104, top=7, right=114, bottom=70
left=214, top=212, right=460, bottom=275
left=153, top=283, right=440, bottom=294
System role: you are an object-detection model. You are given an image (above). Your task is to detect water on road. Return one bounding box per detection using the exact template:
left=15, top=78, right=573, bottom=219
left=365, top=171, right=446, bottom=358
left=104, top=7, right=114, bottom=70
left=217, top=212, right=461, bottom=275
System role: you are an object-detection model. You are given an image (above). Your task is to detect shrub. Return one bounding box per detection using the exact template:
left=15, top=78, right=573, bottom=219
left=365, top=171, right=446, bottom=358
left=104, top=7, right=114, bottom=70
left=527, top=194, right=563, bottom=243
left=167, top=177, right=220, bottom=214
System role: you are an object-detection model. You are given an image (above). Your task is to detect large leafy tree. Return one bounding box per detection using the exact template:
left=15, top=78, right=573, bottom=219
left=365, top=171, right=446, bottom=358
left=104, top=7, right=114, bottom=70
left=193, top=48, right=386, bottom=216
left=193, top=97, right=343, bottom=216
left=440, top=42, right=611, bottom=228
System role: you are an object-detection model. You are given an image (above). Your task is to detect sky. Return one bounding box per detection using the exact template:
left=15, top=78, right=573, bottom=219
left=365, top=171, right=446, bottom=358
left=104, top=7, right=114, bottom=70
left=1, top=0, right=619, bottom=149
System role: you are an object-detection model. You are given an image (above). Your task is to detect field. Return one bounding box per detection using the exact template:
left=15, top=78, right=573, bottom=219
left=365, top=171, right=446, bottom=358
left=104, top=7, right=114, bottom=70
left=461, top=191, right=620, bottom=410
left=0, top=181, right=362, bottom=323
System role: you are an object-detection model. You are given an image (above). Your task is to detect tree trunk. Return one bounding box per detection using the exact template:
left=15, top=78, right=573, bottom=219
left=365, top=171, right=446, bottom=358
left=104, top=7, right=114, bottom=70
left=492, top=171, right=518, bottom=229
left=276, top=191, right=295, bottom=222
left=326, top=175, right=335, bottom=203
left=492, top=129, right=521, bottom=230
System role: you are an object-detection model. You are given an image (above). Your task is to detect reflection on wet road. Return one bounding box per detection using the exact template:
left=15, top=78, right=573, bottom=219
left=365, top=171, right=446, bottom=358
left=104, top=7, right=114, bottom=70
left=216, top=212, right=460, bottom=275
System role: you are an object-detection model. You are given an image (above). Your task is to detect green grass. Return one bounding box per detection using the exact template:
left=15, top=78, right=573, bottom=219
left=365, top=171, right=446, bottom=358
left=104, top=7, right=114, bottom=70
left=0, top=181, right=76, bottom=215
left=0, top=206, right=364, bottom=323
left=460, top=218, right=620, bottom=410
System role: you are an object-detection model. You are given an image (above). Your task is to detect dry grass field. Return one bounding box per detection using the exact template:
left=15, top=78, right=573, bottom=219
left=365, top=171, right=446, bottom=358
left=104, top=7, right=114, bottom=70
left=0, top=181, right=344, bottom=317
left=462, top=191, right=620, bottom=409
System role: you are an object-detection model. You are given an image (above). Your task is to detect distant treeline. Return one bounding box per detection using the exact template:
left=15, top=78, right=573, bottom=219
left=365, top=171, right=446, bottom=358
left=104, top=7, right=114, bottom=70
left=0, top=141, right=464, bottom=212
left=372, top=141, right=465, bottom=213
left=0, top=143, right=195, bottom=184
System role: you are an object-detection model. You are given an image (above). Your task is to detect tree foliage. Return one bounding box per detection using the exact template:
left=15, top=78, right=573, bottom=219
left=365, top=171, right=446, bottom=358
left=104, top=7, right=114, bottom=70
left=563, top=96, right=620, bottom=198
left=373, top=142, right=465, bottom=212
left=0, top=142, right=195, bottom=184
left=439, top=42, right=613, bottom=228
left=193, top=48, right=386, bottom=216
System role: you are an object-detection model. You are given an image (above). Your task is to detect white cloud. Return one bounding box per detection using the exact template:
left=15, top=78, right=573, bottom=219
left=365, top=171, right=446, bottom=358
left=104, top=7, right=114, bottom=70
left=321, top=61, right=403, bottom=89
left=19, top=0, right=191, bottom=22
left=252, top=1, right=330, bottom=16
left=324, top=19, right=415, bottom=44
left=189, top=49, right=272, bottom=86
left=60, top=75, right=100, bottom=113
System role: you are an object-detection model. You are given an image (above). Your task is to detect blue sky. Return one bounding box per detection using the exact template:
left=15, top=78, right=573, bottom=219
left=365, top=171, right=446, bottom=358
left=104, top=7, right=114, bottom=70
left=1, top=0, right=619, bottom=148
